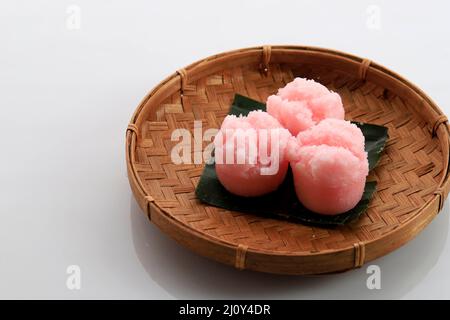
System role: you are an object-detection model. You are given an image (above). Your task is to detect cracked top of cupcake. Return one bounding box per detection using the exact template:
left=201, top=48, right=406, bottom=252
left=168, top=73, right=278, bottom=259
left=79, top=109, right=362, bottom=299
left=267, top=77, right=344, bottom=136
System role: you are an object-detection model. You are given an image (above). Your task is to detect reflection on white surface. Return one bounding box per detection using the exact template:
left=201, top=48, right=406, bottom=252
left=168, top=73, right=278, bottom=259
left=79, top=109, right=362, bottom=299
left=131, top=197, right=449, bottom=299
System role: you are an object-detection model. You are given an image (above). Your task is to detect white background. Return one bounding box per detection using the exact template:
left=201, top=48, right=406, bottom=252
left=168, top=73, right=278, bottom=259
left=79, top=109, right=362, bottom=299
left=1, top=0, right=450, bottom=299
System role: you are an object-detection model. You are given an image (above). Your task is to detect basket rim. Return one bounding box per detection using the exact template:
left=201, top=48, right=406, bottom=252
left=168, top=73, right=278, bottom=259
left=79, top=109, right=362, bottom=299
left=126, top=45, right=450, bottom=273
left=130, top=45, right=447, bottom=123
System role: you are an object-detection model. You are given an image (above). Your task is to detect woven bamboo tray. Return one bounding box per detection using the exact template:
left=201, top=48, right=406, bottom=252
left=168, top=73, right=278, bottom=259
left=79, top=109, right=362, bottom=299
left=126, top=45, right=450, bottom=275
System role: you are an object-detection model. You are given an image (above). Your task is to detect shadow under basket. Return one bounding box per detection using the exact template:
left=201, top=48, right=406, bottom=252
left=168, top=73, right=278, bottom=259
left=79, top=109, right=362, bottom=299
left=126, top=45, right=450, bottom=275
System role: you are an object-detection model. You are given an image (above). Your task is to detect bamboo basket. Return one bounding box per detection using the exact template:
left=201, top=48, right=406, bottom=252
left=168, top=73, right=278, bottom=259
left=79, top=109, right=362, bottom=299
left=126, top=45, right=450, bottom=275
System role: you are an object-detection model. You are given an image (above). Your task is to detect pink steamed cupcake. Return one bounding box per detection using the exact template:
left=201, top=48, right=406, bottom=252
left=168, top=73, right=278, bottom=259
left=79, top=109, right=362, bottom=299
left=267, top=78, right=344, bottom=136
left=214, top=110, right=292, bottom=197
left=288, top=119, right=369, bottom=215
